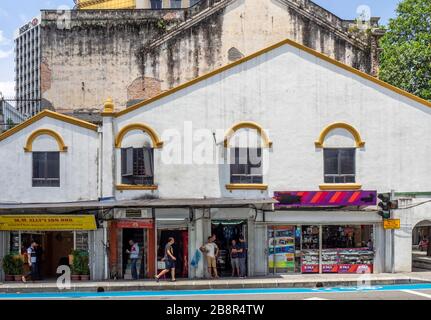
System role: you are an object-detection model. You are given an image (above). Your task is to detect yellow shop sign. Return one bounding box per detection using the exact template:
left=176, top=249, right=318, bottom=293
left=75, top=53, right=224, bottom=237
left=0, top=215, right=97, bottom=231
left=383, top=219, right=401, bottom=230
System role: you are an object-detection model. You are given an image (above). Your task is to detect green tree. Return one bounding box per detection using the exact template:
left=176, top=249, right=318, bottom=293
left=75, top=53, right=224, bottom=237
left=379, top=0, right=431, bottom=101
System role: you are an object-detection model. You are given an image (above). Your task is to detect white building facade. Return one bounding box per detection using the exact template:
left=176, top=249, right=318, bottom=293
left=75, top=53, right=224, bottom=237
left=0, top=37, right=430, bottom=281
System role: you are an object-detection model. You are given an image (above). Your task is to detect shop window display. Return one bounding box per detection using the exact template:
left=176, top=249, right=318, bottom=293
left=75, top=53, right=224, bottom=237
left=322, top=225, right=374, bottom=274
left=301, top=225, right=320, bottom=273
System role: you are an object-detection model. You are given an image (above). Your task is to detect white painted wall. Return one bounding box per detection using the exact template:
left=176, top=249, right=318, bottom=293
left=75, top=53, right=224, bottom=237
left=0, top=117, right=99, bottom=203
left=114, top=42, right=431, bottom=200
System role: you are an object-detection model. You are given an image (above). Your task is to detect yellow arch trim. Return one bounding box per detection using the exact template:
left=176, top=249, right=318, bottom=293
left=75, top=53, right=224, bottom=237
left=24, top=129, right=68, bottom=152
left=224, top=121, right=273, bottom=148
left=115, top=123, right=163, bottom=148
left=315, top=122, right=365, bottom=148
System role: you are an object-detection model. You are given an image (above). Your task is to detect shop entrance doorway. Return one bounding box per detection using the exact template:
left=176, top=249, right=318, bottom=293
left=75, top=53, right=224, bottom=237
left=17, top=231, right=74, bottom=279
left=157, top=229, right=188, bottom=278
left=412, top=220, right=431, bottom=271
left=211, top=220, right=247, bottom=277
left=122, top=228, right=147, bottom=279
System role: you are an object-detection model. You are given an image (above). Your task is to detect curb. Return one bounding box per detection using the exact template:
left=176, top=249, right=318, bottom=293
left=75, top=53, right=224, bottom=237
left=1, top=277, right=431, bottom=294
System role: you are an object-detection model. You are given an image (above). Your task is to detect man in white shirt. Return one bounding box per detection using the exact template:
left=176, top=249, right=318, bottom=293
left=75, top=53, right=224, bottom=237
left=200, top=236, right=219, bottom=278
left=22, top=241, right=38, bottom=282
left=126, top=239, right=140, bottom=280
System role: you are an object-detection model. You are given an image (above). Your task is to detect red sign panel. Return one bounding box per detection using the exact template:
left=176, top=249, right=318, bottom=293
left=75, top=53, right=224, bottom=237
left=116, top=219, right=154, bottom=229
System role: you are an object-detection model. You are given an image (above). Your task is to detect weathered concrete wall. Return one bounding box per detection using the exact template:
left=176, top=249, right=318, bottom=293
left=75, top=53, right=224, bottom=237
left=41, top=0, right=380, bottom=113
left=41, top=9, right=186, bottom=113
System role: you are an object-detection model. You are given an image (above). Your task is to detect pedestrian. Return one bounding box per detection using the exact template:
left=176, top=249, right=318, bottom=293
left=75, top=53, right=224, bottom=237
left=125, top=239, right=139, bottom=280
left=35, top=242, right=43, bottom=280
left=230, top=239, right=240, bottom=277
left=238, top=236, right=247, bottom=278
left=155, top=237, right=177, bottom=282
left=22, top=241, right=38, bottom=283
left=367, top=239, right=373, bottom=251
left=200, top=236, right=219, bottom=278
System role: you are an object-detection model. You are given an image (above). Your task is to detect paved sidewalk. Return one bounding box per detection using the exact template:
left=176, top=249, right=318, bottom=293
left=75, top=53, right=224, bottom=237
left=2, top=272, right=431, bottom=293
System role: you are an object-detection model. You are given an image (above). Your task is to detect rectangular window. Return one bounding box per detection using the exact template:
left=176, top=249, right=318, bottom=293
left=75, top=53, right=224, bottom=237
left=170, top=0, right=182, bottom=8
left=324, top=148, right=355, bottom=183
left=230, top=148, right=263, bottom=184
left=150, top=0, right=162, bottom=9
left=121, top=147, right=154, bottom=185
left=32, top=151, right=60, bottom=187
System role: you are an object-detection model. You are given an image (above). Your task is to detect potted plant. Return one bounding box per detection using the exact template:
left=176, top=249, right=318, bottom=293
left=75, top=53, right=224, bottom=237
left=12, top=255, right=24, bottom=281
left=79, top=251, right=90, bottom=281
left=70, top=250, right=82, bottom=281
left=2, top=254, right=15, bottom=281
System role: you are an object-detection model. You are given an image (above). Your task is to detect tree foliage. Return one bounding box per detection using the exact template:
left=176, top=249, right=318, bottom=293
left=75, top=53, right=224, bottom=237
left=379, top=0, right=431, bottom=101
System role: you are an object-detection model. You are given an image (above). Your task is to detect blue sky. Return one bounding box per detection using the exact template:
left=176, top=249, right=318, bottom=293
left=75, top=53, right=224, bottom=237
left=0, top=0, right=401, bottom=98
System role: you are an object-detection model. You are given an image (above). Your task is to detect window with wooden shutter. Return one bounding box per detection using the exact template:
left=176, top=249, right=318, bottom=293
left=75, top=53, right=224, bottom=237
left=121, top=147, right=154, bottom=185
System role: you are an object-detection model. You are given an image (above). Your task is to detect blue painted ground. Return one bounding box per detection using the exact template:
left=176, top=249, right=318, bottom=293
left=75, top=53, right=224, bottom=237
left=1, top=283, right=431, bottom=299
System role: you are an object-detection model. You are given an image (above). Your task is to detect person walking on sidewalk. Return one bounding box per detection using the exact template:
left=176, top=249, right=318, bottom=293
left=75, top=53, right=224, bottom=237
left=156, top=237, right=177, bottom=282
left=200, top=236, right=219, bottom=278
left=126, top=239, right=140, bottom=280
left=238, top=236, right=248, bottom=278
left=230, top=239, right=240, bottom=277
left=22, top=241, right=38, bottom=283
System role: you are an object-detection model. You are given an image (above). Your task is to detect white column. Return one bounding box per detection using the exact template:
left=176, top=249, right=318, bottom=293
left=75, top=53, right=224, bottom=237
left=247, top=214, right=255, bottom=277
left=0, top=232, right=9, bottom=281
left=162, top=0, right=170, bottom=8
left=137, top=0, right=151, bottom=8
left=101, top=98, right=115, bottom=199
left=181, top=0, right=190, bottom=7
left=373, top=223, right=385, bottom=273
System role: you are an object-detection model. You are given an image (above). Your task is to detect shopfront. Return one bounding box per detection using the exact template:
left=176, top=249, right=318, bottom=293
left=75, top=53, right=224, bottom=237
left=108, top=218, right=155, bottom=279
left=0, top=214, right=97, bottom=279
left=156, top=209, right=191, bottom=279
left=267, top=224, right=374, bottom=274
left=211, top=219, right=248, bottom=277
left=265, top=190, right=382, bottom=275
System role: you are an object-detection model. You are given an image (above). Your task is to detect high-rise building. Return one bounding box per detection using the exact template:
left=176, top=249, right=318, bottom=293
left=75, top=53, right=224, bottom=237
left=14, top=16, right=41, bottom=118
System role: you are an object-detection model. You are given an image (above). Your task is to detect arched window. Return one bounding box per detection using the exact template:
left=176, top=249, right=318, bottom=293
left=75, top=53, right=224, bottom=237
left=25, top=129, right=66, bottom=188
left=115, top=123, right=162, bottom=189
left=315, top=123, right=364, bottom=190
left=224, top=121, right=271, bottom=190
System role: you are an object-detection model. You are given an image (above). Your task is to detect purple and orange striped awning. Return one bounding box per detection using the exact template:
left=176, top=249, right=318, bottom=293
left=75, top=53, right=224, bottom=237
left=274, top=190, right=377, bottom=208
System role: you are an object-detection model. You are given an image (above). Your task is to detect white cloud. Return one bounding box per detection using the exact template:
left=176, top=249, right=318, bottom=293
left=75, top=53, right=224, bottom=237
left=0, top=81, right=15, bottom=98
left=0, top=30, right=10, bottom=45
left=0, top=49, right=12, bottom=59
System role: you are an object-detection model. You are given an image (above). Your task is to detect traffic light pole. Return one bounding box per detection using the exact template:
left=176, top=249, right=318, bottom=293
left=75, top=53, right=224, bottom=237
left=384, top=190, right=396, bottom=273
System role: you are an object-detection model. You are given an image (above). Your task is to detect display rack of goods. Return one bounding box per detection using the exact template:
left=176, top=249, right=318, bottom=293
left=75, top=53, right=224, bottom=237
left=301, top=250, right=319, bottom=273
left=337, top=249, right=374, bottom=273
left=321, top=250, right=339, bottom=273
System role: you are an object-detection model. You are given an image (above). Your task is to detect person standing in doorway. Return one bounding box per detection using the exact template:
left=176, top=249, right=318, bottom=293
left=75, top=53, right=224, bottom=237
left=35, top=242, right=43, bottom=280
left=238, top=236, right=248, bottom=278
left=156, top=237, right=177, bottom=282
left=230, top=239, right=240, bottom=277
left=200, top=236, right=219, bottom=278
left=22, top=241, right=38, bottom=283
left=126, top=239, right=140, bottom=280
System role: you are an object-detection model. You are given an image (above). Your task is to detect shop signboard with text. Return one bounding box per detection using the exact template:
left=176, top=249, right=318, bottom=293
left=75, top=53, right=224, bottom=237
left=383, top=219, right=400, bottom=229
left=0, top=215, right=97, bottom=231
left=274, top=190, right=377, bottom=208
